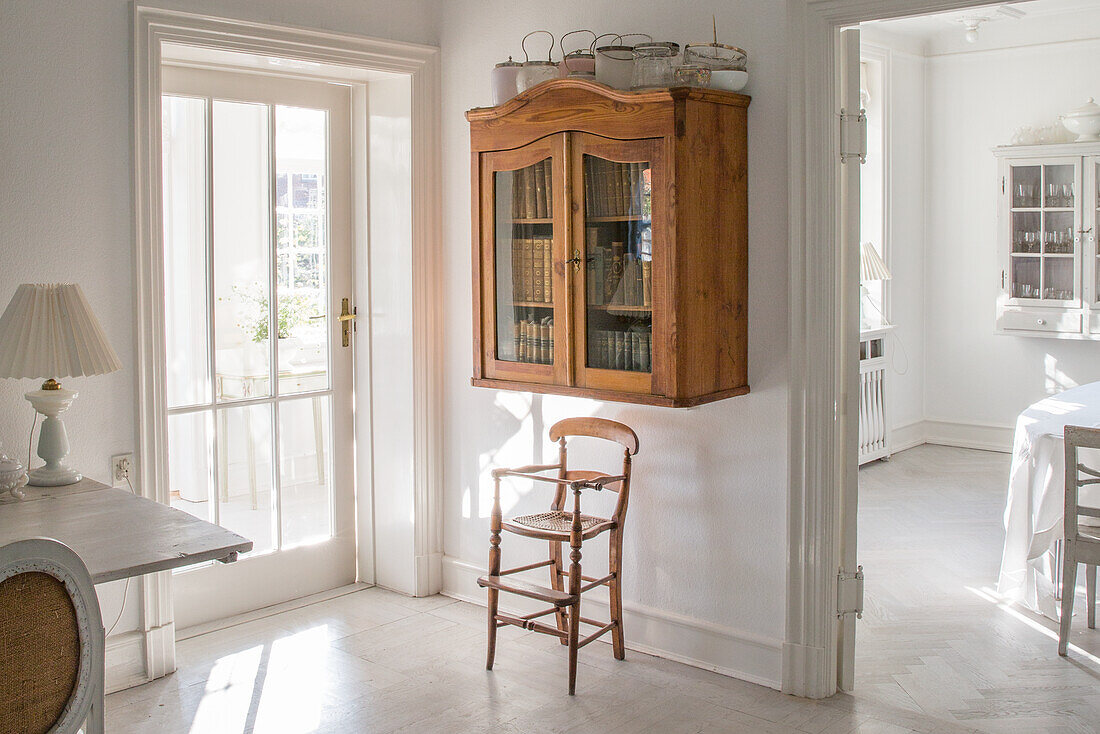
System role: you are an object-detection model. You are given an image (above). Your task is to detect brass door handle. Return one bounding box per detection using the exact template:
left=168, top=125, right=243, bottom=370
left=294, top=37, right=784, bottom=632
left=339, top=297, right=357, bottom=347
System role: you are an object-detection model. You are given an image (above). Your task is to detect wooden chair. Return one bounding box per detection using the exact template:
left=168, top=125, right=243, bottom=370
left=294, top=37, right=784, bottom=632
left=0, top=538, right=105, bottom=734
left=478, top=417, right=639, bottom=695
left=1058, top=425, right=1100, bottom=656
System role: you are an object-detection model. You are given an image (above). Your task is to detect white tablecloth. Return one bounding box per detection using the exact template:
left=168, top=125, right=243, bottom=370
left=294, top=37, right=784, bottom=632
left=997, top=381, right=1100, bottom=619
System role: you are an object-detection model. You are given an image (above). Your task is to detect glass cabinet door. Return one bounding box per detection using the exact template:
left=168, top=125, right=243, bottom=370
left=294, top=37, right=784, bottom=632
left=571, top=135, right=664, bottom=393
left=1091, top=158, right=1100, bottom=308
left=1007, top=160, right=1081, bottom=306
left=479, top=136, right=566, bottom=384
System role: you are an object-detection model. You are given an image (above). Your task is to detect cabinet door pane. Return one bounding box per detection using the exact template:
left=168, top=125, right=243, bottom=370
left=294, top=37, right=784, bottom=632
left=494, top=159, right=555, bottom=364
left=1043, top=164, right=1075, bottom=208
left=1095, top=161, right=1100, bottom=303
left=1011, top=165, right=1040, bottom=208
left=582, top=155, right=652, bottom=373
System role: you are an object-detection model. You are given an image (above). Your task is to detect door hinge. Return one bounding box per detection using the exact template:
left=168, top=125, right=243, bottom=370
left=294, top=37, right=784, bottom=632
left=837, top=565, right=864, bottom=619
left=1002, top=176, right=1005, bottom=195
left=839, top=108, right=867, bottom=164
left=1001, top=270, right=1006, bottom=289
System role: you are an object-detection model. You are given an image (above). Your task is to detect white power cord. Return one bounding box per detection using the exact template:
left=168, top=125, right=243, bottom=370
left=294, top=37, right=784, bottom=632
left=105, top=472, right=136, bottom=637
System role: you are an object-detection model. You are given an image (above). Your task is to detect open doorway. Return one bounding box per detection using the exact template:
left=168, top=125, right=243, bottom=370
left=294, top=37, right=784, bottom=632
left=852, top=1, right=1100, bottom=726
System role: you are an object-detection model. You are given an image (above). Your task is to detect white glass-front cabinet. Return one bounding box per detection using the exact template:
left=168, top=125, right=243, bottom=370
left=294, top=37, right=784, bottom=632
left=995, top=143, right=1100, bottom=338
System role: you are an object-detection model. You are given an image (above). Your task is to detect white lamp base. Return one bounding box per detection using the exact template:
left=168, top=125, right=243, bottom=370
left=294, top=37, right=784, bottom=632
left=25, top=387, right=82, bottom=488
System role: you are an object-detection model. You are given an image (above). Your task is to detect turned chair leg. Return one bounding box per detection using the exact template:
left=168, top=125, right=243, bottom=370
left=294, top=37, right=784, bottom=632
left=1087, top=564, right=1096, bottom=630
left=487, top=476, right=502, bottom=670
left=567, top=490, right=583, bottom=695
left=549, top=540, right=569, bottom=644
left=486, top=587, right=499, bottom=670
left=1059, top=553, right=1077, bottom=656
left=609, top=529, right=626, bottom=661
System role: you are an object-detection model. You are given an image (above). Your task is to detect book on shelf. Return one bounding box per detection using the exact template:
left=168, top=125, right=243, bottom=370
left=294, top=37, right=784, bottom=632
left=542, top=237, right=552, bottom=302
left=512, top=315, right=554, bottom=365
left=523, top=165, right=537, bottom=220
left=586, top=327, right=651, bottom=372
left=522, top=238, right=534, bottom=302
left=534, top=161, right=547, bottom=219
left=642, top=260, right=652, bottom=307
left=542, top=161, right=552, bottom=216
left=532, top=239, right=544, bottom=303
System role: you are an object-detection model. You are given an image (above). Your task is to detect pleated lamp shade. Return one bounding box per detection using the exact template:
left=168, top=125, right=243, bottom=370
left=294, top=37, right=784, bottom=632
left=0, top=284, right=123, bottom=380
left=860, top=241, right=892, bottom=283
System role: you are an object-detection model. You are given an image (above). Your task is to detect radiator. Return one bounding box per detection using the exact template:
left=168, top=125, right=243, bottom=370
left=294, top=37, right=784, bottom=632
left=858, top=329, right=890, bottom=464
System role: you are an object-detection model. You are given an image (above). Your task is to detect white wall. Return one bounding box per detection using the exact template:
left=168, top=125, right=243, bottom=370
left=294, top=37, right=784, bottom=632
left=0, top=0, right=437, bottom=689
left=438, top=1, right=789, bottom=686
left=924, top=34, right=1100, bottom=431
left=861, top=32, right=927, bottom=437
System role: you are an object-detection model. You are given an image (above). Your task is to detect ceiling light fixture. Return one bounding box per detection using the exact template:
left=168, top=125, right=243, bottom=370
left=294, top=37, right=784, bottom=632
left=960, top=16, right=988, bottom=43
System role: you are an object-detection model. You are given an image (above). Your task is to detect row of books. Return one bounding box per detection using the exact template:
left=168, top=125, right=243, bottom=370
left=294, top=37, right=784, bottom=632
left=510, top=238, right=553, bottom=304
left=510, top=161, right=553, bottom=220
left=584, top=159, right=648, bottom=218
left=511, top=317, right=554, bottom=365
left=589, top=329, right=652, bottom=373
left=586, top=239, right=652, bottom=308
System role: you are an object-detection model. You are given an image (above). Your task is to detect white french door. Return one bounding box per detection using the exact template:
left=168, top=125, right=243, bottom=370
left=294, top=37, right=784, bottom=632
left=160, top=66, right=356, bottom=628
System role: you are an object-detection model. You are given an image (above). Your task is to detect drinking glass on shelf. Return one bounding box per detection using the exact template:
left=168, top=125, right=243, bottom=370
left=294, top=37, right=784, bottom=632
left=1062, top=183, right=1074, bottom=207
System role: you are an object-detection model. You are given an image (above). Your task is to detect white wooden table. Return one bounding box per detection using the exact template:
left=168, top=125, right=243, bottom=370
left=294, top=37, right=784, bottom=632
left=0, top=478, right=252, bottom=584
left=997, top=382, right=1100, bottom=618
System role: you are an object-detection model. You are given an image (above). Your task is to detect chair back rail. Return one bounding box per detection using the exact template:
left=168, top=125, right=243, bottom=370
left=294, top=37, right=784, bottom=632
left=1064, top=425, right=1100, bottom=543
left=549, top=417, right=640, bottom=455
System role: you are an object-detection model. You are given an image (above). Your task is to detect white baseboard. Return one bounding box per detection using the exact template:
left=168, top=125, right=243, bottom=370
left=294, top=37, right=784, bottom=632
left=888, top=418, right=1014, bottom=455
left=105, top=631, right=148, bottom=694
left=441, top=555, right=782, bottom=690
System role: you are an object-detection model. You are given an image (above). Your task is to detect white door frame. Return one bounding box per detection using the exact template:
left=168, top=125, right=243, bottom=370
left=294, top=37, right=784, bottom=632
left=132, top=5, right=441, bottom=684
left=784, top=0, right=1012, bottom=699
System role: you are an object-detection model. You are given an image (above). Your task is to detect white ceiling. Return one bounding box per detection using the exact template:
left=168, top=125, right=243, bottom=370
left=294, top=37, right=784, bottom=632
left=864, top=0, right=1100, bottom=42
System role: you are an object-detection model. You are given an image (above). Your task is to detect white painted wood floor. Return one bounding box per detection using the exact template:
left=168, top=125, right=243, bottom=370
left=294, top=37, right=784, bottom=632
left=857, top=444, right=1100, bottom=734
left=106, top=444, right=1100, bottom=733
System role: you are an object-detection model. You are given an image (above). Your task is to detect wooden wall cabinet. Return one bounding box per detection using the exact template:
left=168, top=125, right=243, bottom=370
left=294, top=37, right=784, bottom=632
left=468, top=79, right=750, bottom=407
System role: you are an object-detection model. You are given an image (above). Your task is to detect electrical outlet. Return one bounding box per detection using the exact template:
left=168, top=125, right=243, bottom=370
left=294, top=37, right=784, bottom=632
left=110, top=454, right=134, bottom=488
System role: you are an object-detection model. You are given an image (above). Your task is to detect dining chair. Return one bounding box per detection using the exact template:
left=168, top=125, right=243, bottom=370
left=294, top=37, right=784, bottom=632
left=0, top=538, right=105, bottom=733
left=1058, top=425, right=1100, bottom=656
left=478, top=416, right=639, bottom=694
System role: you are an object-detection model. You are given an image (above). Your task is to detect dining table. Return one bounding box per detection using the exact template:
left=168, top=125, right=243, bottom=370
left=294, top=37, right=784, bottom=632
left=997, top=381, right=1100, bottom=619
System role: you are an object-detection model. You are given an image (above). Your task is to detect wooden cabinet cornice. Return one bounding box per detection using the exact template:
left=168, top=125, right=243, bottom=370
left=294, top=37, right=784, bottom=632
left=469, top=79, right=750, bottom=407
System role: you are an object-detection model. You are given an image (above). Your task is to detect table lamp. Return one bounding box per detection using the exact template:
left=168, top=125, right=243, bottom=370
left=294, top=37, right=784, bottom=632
left=0, top=284, right=122, bottom=486
left=859, top=240, right=892, bottom=329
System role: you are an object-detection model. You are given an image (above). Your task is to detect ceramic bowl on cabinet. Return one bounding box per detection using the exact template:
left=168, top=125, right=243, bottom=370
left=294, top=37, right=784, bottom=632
left=1061, top=97, right=1100, bottom=142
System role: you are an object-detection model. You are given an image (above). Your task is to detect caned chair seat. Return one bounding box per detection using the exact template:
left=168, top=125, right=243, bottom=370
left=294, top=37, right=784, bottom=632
left=503, top=511, right=614, bottom=540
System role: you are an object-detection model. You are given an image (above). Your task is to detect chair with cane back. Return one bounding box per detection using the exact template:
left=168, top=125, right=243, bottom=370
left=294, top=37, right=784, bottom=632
left=0, top=538, right=105, bottom=734
left=478, top=417, right=639, bottom=695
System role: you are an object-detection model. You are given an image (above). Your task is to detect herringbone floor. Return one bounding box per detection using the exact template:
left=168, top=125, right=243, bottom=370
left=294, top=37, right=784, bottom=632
left=857, top=444, right=1100, bottom=734
left=104, top=444, right=1100, bottom=732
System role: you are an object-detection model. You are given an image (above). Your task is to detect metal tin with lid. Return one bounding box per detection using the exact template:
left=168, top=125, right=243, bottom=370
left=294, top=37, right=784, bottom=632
left=518, top=30, right=559, bottom=93
left=491, top=56, right=523, bottom=105
left=559, top=29, right=597, bottom=79
left=631, top=41, right=680, bottom=90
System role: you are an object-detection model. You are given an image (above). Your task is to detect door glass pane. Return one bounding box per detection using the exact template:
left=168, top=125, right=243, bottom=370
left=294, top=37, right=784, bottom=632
left=1011, top=212, right=1040, bottom=254
left=1095, top=161, right=1100, bottom=302
left=279, top=395, right=333, bottom=547
left=162, top=96, right=211, bottom=408
left=217, top=403, right=275, bottom=554
left=1044, top=258, right=1074, bottom=301
left=1010, top=165, right=1040, bottom=208
left=275, top=106, right=329, bottom=394
left=1011, top=256, right=1040, bottom=299
left=1044, top=211, right=1075, bottom=255
left=582, top=155, right=652, bottom=372
left=1043, top=164, right=1074, bottom=208
left=213, top=101, right=272, bottom=401
left=168, top=412, right=214, bottom=521
left=494, top=159, right=554, bottom=364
